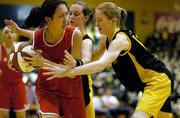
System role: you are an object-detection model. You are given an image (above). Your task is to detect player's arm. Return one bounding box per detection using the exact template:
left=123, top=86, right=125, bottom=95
left=63, top=28, right=82, bottom=68
left=24, top=50, right=69, bottom=68
left=81, top=38, right=93, bottom=64
left=68, top=34, right=129, bottom=76
left=63, top=36, right=92, bottom=67
left=43, top=33, right=129, bottom=80
left=92, top=35, right=106, bottom=61
left=70, top=28, right=82, bottom=60
left=4, top=19, right=34, bottom=39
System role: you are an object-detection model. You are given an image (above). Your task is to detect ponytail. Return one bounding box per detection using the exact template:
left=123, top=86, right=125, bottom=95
left=25, top=7, right=44, bottom=28
left=25, top=0, right=67, bottom=28
left=118, top=7, right=127, bottom=30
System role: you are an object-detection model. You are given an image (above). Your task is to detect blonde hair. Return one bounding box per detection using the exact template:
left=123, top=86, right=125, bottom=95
left=2, top=26, right=10, bottom=36
left=96, top=2, right=127, bottom=29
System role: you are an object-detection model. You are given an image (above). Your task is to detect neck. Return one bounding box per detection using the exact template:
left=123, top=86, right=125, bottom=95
left=107, top=27, right=119, bottom=42
left=45, top=27, right=64, bottom=44
left=79, top=25, right=85, bottom=34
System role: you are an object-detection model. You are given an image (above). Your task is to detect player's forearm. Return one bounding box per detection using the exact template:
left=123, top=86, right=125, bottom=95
left=70, top=60, right=106, bottom=76
left=16, top=28, right=34, bottom=39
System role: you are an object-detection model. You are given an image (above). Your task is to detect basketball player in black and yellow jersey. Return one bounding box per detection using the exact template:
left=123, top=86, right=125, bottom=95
left=43, top=2, right=174, bottom=118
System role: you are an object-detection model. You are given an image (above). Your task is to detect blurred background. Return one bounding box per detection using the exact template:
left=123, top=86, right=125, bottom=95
left=0, top=0, right=180, bottom=118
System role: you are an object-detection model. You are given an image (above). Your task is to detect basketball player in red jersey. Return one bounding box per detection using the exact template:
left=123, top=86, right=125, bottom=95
left=5, top=0, right=85, bottom=118
left=0, top=26, right=27, bottom=118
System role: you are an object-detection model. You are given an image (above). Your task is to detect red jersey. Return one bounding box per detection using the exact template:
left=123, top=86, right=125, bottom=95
left=33, top=26, right=83, bottom=98
left=0, top=44, right=23, bottom=85
left=0, top=44, right=26, bottom=110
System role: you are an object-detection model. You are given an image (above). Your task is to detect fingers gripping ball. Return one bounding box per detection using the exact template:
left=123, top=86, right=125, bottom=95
left=9, top=42, right=36, bottom=73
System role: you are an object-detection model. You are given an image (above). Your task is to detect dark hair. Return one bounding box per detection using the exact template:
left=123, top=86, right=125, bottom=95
left=96, top=2, right=127, bottom=29
left=25, top=7, right=42, bottom=28
left=73, top=1, right=93, bottom=27
left=118, top=7, right=127, bottom=30
left=25, top=0, right=67, bottom=28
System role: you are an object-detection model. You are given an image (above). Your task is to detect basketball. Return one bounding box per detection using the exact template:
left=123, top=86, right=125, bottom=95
left=9, top=42, right=36, bottom=73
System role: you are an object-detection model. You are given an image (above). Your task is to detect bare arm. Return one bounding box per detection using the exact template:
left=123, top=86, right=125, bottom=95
left=67, top=33, right=129, bottom=76
left=70, top=28, right=82, bottom=59
left=43, top=33, right=130, bottom=80
left=4, top=19, right=34, bottom=39
left=81, top=38, right=93, bottom=64
left=63, top=28, right=83, bottom=67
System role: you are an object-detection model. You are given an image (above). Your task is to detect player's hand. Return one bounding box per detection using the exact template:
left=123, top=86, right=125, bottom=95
left=7, top=58, right=19, bottom=72
left=4, top=19, right=20, bottom=33
left=23, top=49, right=44, bottom=67
left=42, top=64, right=69, bottom=80
left=63, top=50, right=76, bottom=68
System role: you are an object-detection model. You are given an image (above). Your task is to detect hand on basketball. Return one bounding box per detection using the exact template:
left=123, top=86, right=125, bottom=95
left=7, top=59, right=19, bottom=72
left=63, top=50, right=76, bottom=68
left=4, top=19, right=20, bottom=33
left=23, top=49, right=44, bottom=67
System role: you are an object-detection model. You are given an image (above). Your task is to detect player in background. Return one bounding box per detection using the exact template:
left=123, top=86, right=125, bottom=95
left=66, top=1, right=95, bottom=118
left=0, top=26, right=27, bottom=118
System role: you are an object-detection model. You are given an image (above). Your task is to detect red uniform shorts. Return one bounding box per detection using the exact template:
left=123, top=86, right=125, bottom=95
left=0, top=82, right=27, bottom=111
left=38, top=92, right=86, bottom=118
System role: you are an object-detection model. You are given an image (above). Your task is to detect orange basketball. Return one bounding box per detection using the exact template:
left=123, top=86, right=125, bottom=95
left=9, top=42, right=36, bottom=73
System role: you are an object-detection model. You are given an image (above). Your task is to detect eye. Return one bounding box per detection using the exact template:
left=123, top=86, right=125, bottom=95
left=74, top=12, right=80, bottom=16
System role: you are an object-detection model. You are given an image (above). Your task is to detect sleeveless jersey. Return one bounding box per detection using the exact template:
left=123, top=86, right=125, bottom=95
left=0, top=44, right=23, bottom=85
left=33, top=26, right=82, bottom=97
left=106, top=30, right=174, bottom=92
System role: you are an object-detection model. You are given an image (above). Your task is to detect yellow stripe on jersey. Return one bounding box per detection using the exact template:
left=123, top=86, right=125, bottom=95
left=131, top=34, right=147, bottom=49
left=128, top=53, right=168, bottom=83
left=118, top=32, right=132, bottom=56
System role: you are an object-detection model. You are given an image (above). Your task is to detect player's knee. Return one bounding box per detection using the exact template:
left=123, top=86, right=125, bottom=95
left=131, top=111, right=150, bottom=118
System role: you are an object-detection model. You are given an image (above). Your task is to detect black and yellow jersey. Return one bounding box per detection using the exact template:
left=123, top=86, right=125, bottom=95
left=82, top=34, right=93, bottom=107
left=106, top=30, right=174, bottom=92
left=83, top=33, right=93, bottom=42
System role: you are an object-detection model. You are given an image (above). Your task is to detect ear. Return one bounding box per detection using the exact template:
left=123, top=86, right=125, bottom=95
left=45, top=16, right=51, bottom=23
left=84, top=16, right=89, bottom=23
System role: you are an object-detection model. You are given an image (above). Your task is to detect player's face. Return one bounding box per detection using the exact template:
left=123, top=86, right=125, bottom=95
left=95, top=10, right=113, bottom=35
left=48, top=4, right=68, bottom=31
left=3, top=28, right=16, bottom=44
left=68, top=4, right=87, bottom=28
